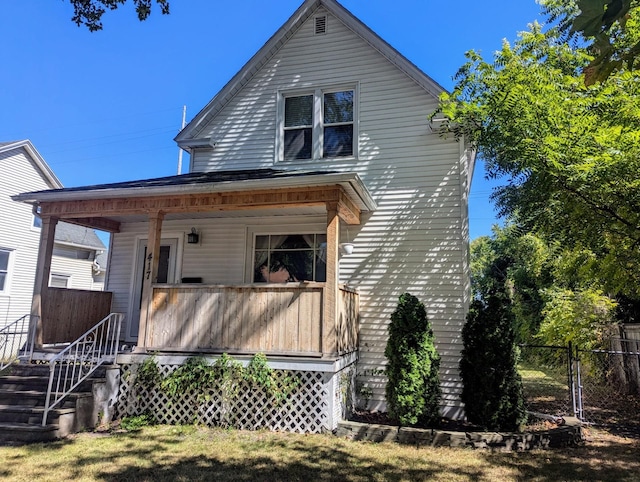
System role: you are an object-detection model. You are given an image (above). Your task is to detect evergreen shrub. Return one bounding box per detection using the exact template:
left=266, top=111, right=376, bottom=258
left=460, top=288, right=526, bottom=431
left=384, top=292, right=441, bottom=426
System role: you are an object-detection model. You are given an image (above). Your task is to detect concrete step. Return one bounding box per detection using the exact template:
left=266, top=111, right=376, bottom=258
left=0, top=376, right=98, bottom=394
left=0, top=376, right=51, bottom=391
left=0, top=360, right=114, bottom=443
left=0, top=405, right=75, bottom=424
left=8, top=363, right=109, bottom=379
left=0, top=422, right=60, bottom=444
left=0, top=389, right=91, bottom=408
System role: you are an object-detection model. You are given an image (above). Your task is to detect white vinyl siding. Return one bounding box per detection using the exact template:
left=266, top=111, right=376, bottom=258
left=0, top=148, right=54, bottom=326
left=49, top=254, right=97, bottom=291
left=167, top=7, right=468, bottom=416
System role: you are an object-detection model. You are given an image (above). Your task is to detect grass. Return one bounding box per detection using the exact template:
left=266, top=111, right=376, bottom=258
left=519, top=360, right=572, bottom=416
left=0, top=425, right=639, bottom=481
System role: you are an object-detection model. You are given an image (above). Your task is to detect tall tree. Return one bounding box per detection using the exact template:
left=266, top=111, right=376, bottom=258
left=68, top=0, right=170, bottom=31
left=471, top=226, right=618, bottom=349
left=542, top=0, right=640, bottom=84
left=437, top=19, right=640, bottom=298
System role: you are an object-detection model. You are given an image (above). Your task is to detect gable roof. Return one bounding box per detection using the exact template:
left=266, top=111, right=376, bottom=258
left=175, top=0, right=447, bottom=147
left=0, top=140, right=62, bottom=189
left=55, top=221, right=106, bottom=250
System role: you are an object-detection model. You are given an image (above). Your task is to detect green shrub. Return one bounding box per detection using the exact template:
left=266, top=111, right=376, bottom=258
left=120, top=413, right=155, bottom=431
left=384, top=293, right=441, bottom=427
left=460, top=288, right=526, bottom=431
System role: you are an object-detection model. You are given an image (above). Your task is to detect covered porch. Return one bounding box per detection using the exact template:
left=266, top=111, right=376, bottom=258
left=17, top=169, right=375, bottom=359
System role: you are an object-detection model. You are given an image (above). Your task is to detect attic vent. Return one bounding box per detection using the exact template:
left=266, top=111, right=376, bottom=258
left=315, top=15, right=327, bottom=35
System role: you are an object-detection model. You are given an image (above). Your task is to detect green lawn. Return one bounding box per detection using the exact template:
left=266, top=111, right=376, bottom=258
left=519, top=360, right=572, bottom=416
left=1, top=425, right=639, bottom=481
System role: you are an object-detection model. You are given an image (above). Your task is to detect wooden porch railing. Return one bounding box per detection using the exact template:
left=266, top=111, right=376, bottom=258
left=338, top=286, right=359, bottom=355
left=42, top=288, right=113, bottom=344
left=147, top=284, right=359, bottom=357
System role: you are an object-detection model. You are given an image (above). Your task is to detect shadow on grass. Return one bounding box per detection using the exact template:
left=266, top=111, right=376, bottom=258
left=3, top=426, right=640, bottom=481
left=479, top=432, right=640, bottom=482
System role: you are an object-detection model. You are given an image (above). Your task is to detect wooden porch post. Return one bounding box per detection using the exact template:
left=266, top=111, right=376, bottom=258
left=30, top=215, right=58, bottom=348
left=323, top=202, right=340, bottom=356
left=136, top=210, right=164, bottom=351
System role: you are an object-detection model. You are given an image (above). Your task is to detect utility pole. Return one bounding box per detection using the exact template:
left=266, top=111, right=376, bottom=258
left=177, top=105, right=187, bottom=175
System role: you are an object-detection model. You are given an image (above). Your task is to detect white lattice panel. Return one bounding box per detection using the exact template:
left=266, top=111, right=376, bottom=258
left=116, top=363, right=330, bottom=433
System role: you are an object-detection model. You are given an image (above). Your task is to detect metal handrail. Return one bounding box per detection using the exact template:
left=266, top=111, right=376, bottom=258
left=42, top=313, right=123, bottom=426
left=0, top=314, right=36, bottom=372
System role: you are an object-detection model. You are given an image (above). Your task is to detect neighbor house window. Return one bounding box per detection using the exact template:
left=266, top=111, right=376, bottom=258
left=32, top=214, right=42, bottom=229
left=49, top=273, right=70, bottom=288
left=254, top=234, right=327, bottom=283
left=281, top=87, right=355, bottom=160
left=0, top=249, right=11, bottom=292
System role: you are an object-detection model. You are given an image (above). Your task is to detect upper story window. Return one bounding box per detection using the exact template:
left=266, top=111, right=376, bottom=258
left=0, top=248, right=11, bottom=292
left=281, top=87, right=356, bottom=161
left=32, top=214, right=42, bottom=229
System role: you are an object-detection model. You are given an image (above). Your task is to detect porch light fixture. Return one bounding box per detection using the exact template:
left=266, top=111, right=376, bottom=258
left=187, top=228, right=200, bottom=244
left=339, top=226, right=354, bottom=255
left=340, top=242, right=354, bottom=255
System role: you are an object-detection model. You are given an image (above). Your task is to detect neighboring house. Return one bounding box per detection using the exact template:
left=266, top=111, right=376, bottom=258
left=15, top=0, right=474, bottom=429
left=0, top=140, right=106, bottom=327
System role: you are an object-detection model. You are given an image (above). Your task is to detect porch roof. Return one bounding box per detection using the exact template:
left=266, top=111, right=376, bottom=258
left=13, top=168, right=376, bottom=232
left=13, top=168, right=376, bottom=213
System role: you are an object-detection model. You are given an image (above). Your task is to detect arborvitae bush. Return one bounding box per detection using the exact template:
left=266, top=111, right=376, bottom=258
left=460, top=286, right=526, bottom=431
left=384, top=293, right=441, bottom=427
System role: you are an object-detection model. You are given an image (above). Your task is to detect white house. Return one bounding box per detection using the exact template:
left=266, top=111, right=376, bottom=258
left=0, top=140, right=106, bottom=327
left=16, top=0, right=473, bottom=430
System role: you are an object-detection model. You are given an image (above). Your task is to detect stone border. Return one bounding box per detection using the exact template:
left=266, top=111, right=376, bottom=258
left=336, top=419, right=584, bottom=451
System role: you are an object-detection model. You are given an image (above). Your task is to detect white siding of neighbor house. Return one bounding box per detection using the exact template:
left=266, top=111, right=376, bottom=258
left=50, top=251, right=99, bottom=291
left=181, top=8, right=470, bottom=417
left=0, top=148, right=52, bottom=326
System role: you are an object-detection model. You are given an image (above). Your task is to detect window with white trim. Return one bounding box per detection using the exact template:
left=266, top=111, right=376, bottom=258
left=0, top=248, right=11, bottom=292
left=281, top=87, right=355, bottom=161
left=49, top=273, right=71, bottom=288
left=253, top=234, right=327, bottom=283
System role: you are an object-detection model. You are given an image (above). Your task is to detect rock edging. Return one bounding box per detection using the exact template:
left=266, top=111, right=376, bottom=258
left=336, top=419, right=583, bottom=451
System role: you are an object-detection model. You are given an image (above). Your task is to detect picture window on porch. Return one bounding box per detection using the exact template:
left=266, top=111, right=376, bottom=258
left=254, top=234, right=327, bottom=283
left=281, top=87, right=355, bottom=160
left=0, top=248, right=10, bottom=292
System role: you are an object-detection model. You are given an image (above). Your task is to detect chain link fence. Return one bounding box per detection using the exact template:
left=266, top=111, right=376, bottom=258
left=518, top=344, right=575, bottom=420
left=518, top=340, right=640, bottom=435
left=576, top=339, right=640, bottom=435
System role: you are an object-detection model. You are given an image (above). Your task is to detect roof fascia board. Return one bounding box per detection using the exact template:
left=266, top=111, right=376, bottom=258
left=54, top=240, right=103, bottom=251
left=0, top=140, right=63, bottom=189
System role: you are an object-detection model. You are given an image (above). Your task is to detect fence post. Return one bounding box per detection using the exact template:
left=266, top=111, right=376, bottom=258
left=574, top=346, right=584, bottom=421
left=567, top=342, right=577, bottom=418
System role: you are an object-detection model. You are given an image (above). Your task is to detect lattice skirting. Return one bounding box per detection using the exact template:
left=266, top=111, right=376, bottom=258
left=115, top=360, right=356, bottom=434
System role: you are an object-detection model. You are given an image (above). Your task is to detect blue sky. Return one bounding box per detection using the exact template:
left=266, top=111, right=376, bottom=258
left=1, top=0, right=543, bottom=240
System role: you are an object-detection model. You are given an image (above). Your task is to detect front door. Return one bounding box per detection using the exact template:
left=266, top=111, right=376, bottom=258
left=129, top=238, right=178, bottom=340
